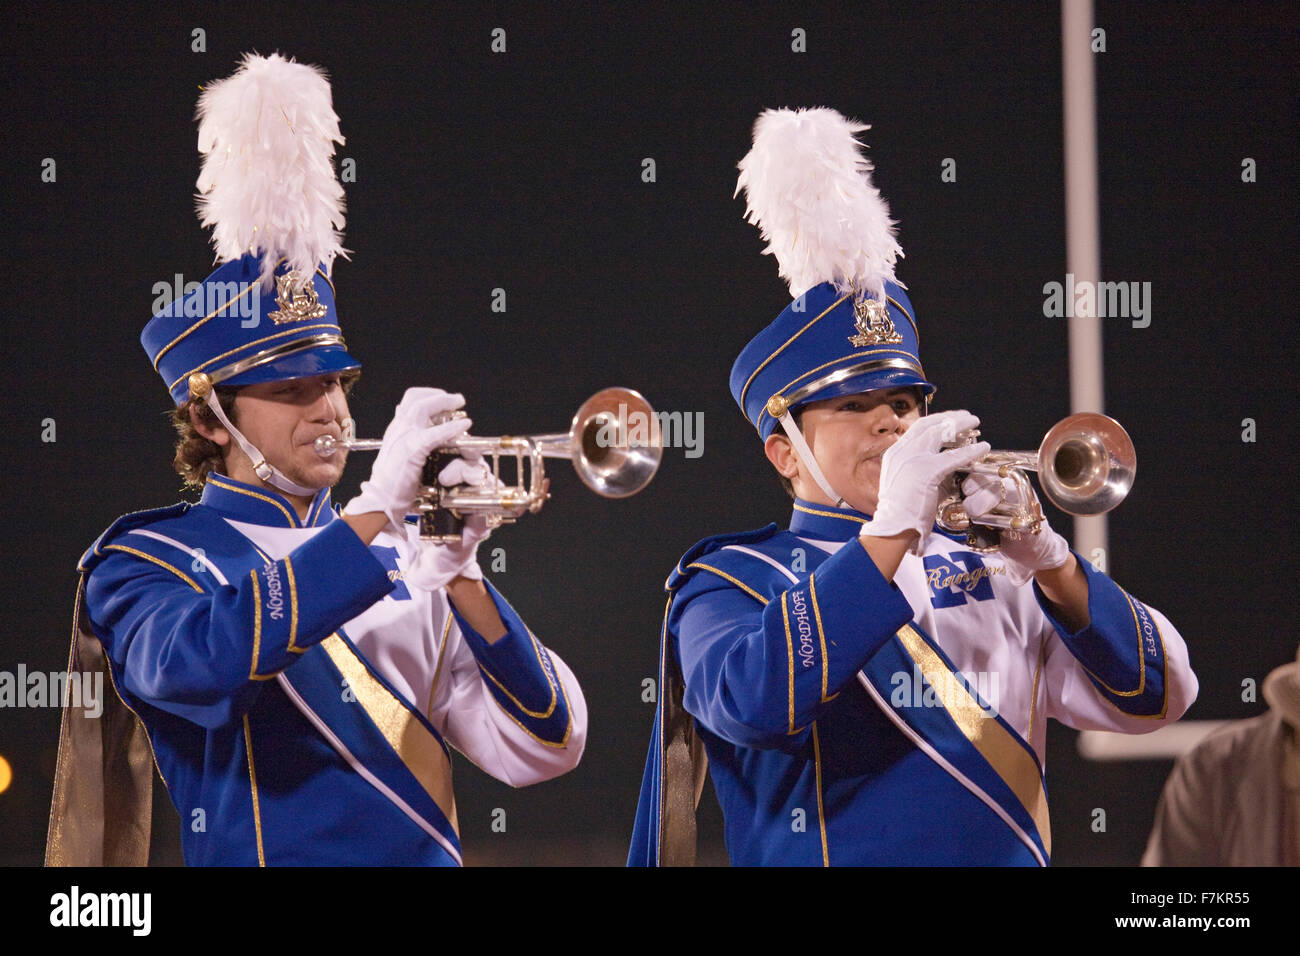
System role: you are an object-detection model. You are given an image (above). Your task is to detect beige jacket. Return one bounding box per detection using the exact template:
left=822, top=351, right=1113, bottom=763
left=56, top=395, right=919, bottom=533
left=1143, top=711, right=1300, bottom=866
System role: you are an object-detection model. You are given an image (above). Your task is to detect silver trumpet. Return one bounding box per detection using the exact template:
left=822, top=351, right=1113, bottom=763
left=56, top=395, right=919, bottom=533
left=315, top=387, right=663, bottom=542
left=936, top=412, right=1136, bottom=553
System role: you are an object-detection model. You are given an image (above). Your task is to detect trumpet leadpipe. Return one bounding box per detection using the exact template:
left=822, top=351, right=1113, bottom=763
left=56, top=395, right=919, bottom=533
left=314, top=433, right=592, bottom=460
left=314, top=435, right=383, bottom=456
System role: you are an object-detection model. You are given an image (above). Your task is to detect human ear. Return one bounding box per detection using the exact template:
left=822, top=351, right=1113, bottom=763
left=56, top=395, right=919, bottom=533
left=763, top=433, right=799, bottom=479
left=189, top=401, right=231, bottom=448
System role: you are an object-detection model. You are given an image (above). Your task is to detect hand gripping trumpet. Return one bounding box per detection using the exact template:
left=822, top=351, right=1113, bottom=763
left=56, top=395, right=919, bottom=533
left=315, top=387, right=663, bottom=542
left=936, top=412, right=1136, bottom=553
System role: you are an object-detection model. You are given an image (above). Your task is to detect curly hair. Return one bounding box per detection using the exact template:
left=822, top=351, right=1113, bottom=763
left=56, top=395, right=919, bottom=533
left=169, top=370, right=360, bottom=490
left=170, top=386, right=242, bottom=490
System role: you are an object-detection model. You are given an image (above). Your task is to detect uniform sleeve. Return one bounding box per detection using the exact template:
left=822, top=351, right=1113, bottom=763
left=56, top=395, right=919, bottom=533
left=430, top=581, right=587, bottom=787
left=1037, top=554, right=1197, bottom=731
left=85, top=519, right=394, bottom=729
left=674, top=539, right=914, bottom=750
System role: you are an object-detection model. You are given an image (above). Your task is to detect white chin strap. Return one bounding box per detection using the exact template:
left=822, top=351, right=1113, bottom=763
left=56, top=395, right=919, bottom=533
left=778, top=410, right=848, bottom=509
left=203, top=391, right=318, bottom=497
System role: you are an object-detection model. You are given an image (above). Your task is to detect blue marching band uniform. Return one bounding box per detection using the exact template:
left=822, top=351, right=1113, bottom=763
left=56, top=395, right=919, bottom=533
left=45, top=53, right=585, bottom=864
left=629, top=276, right=1197, bottom=867
left=45, top=251, right=586, bottom=865
left=71, top=470, right=582, bottom=866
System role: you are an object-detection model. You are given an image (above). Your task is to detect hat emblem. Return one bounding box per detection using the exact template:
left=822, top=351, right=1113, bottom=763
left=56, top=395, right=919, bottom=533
left=848, top=296, right=903, bottom=347
left=267, top=270, right=329, bottom=324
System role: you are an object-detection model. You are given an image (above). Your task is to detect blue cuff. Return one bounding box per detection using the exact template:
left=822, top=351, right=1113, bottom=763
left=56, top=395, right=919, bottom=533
left=1034, top=552, right=1169, bottom=717
left=451, top=581, right=574, bottom=747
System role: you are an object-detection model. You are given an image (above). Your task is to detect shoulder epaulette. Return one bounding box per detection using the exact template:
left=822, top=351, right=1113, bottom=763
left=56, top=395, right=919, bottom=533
left=79, top=503, right=194, bottom=573
left=668, top=525, right=808, bottom=604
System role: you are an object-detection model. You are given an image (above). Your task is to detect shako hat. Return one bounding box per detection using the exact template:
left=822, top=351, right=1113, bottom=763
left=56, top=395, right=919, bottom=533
left=141, top=52, right=358, bottom=495
left=142, top=52, right=359, bottom=407
left=728, top=108, right=934, bottom=441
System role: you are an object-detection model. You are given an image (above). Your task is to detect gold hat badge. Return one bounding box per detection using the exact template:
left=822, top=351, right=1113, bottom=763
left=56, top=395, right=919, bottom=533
left=848, top=296, right=903, bottom=347
left=267, top=270, right=329, bottom=325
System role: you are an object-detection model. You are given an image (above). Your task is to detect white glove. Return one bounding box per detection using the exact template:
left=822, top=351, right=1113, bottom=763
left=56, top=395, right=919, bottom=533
left=861, top=410, right=990, bottom=554
left=958, top=471, right=1011, bottom=523
left=343, top=388, right=473, bottom=532
left=403, top=452, right=495, bottom=592
left=961, top=473, right=1070, bottom=586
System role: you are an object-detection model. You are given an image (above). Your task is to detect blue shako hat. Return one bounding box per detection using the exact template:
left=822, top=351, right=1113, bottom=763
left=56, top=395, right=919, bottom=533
left=144, top=52, right=357, bottom=497
left=143, top=252, right=359, bottom=405
left=730, top=279, right=933, bottom=440
left=148, top=52, right=357, bottom=408
left=730, top=107, right=935, bottom=442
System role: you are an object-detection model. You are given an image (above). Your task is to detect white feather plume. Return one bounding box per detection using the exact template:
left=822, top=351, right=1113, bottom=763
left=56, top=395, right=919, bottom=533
left=735, top=107, right=902, bottom=301
left=196, top=52, right=348, bottom=288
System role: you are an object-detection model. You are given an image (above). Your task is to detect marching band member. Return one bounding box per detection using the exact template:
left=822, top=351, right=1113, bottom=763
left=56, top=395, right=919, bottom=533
left=46, top=54, right=585, bottom=867
left=629, top=108, right=1196, bottom=866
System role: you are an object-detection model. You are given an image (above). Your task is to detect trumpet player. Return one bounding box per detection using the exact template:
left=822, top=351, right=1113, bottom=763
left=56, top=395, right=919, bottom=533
left=629, top=108, right=1196, bottom=866
left=46, top=54, right=585, bottom=867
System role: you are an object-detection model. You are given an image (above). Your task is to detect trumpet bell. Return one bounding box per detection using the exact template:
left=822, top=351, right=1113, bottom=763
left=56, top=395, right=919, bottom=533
left=1038, top=413, right=1135, bottom=516
left=938, top=411, right=1138, bottom=552
left=570, top=387, right=663, bottom=498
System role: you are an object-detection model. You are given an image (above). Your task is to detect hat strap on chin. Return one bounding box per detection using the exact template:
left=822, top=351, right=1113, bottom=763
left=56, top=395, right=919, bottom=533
left=778, top=411, right=847, bottom=509
left=202, top=391, right=318, bottom=497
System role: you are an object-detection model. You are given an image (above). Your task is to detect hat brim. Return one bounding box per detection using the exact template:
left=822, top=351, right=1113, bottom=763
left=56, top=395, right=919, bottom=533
left=221, top=344, right=361, bottom=389
left=797, top=367, right=936, bottom=407
left=759, top=367, right=935, bottom=438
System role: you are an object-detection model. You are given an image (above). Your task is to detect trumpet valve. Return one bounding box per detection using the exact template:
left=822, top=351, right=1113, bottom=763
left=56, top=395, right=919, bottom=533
left=937, top=499, right=971, bottom=532
left=429, top=408, right=468, bottom=427
left=1009, top=514, right=1038, bottom=534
